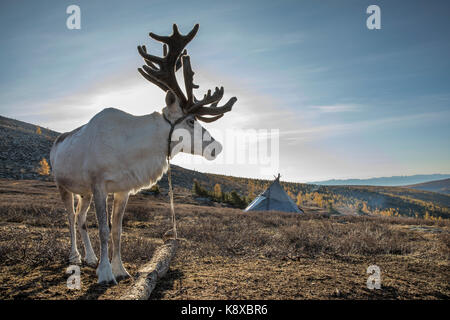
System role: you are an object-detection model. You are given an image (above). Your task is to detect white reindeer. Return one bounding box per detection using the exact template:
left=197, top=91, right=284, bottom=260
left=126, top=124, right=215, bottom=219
left=50, top=24, right=236, bottom=285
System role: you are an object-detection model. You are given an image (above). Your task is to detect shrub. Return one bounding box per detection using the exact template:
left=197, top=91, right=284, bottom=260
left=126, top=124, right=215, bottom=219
left=36, top=158, right=50, bottom=176
left=192, top=180, right=209, bottom=197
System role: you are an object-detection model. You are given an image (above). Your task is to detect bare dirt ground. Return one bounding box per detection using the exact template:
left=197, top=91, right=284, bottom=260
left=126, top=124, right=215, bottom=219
left=0, top=179, right=448, bottom=300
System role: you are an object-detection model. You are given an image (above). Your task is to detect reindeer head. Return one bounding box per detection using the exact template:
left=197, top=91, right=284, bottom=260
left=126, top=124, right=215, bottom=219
left=137, top=24, right=236, bottom=160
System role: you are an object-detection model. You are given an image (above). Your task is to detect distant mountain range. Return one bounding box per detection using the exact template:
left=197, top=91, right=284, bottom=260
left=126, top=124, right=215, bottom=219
left=308, top=174, right=450, bottom=187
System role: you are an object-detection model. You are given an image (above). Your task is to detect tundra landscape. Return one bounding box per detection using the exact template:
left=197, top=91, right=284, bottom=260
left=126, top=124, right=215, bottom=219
left=1, top=1, right=450, bottom=305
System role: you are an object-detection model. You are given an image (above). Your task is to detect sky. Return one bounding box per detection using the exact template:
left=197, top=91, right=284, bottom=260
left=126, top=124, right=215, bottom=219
left=1, top=0, right=449, bottom=182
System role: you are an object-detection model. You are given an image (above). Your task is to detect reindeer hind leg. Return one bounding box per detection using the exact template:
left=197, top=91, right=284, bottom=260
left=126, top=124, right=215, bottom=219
left=58, top=186, right=81, bottom=265
left=76, top=194, right=98, bottom=267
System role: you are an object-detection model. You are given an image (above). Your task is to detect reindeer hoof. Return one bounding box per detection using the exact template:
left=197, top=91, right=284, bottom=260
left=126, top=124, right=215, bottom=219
left=98, top=278, right=118, bottom=286
left=112, top=259, right=131, bottom=281
left=115, top=273, right=131, bottom=282
left=84, top=256, right=98, bottom=268
left=69, top=253, right=82, bottom=265
left=97, top=263, right=117, bottom=285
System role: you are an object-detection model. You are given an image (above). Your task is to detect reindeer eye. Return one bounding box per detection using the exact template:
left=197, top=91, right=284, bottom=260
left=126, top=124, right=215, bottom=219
left=187, top=119, right=195, bottom=126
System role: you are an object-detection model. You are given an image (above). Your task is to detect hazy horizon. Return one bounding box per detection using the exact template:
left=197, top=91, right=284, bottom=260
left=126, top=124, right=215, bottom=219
left=307, top=173, right=450, bottom=185
left=1, top=0, right=449, bottom=182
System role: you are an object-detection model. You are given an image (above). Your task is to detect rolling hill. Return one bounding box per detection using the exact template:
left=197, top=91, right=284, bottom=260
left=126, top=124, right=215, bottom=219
left=405, top=178, right=450, bottom=195
left=1, top=115, right=449, bottom=219
left=0, top=115, right=59, bottom=180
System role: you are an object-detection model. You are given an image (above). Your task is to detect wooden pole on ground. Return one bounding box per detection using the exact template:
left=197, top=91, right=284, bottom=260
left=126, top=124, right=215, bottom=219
left=120, top=239, right=178, bottom=300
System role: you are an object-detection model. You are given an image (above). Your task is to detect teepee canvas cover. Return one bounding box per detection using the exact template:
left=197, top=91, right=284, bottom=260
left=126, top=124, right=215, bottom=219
left=244, top=174, right=303, bottom=213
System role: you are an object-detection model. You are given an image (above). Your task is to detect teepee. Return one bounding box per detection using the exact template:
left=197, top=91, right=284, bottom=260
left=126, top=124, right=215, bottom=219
left=244, top=174, right=303, bottom=213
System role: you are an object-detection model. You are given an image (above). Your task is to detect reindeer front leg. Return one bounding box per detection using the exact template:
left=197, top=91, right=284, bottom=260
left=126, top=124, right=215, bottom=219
left=111, top=191, right=130, bottom=280
left=93, top=185, right=117, bottom=285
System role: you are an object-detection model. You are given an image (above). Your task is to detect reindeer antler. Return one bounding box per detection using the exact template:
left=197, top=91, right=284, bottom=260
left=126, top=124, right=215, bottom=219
left=182, top=53, right=237, bottom=121
left=137, top=24, right=237, bottom=122
left=138, top=24, right=198, bottom=107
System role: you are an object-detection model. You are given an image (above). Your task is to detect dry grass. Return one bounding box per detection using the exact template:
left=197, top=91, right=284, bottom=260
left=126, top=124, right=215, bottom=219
left=0, top=179, right=448, bottom=300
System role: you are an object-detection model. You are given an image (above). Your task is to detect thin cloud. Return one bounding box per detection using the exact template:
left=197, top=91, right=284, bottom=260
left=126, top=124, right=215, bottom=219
left=250, top=31, right=307, bottom=54
left=281, top=110, right=450, bottom=142
left=309, top=104, right=360, bottom=113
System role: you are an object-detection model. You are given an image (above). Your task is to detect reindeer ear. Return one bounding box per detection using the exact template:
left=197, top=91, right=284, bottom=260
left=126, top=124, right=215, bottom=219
left=165, top=90, right=180, bottom=114
left=165, top=90, right=176, bottom=107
